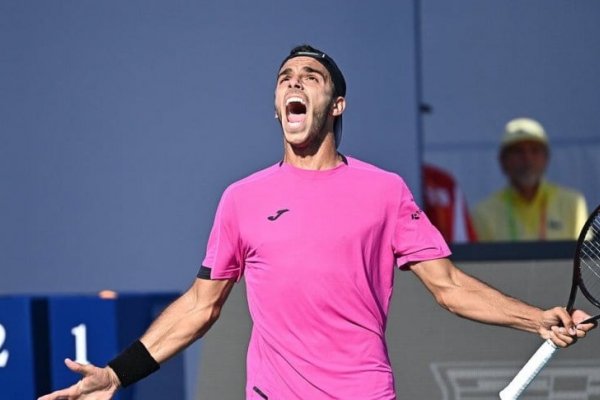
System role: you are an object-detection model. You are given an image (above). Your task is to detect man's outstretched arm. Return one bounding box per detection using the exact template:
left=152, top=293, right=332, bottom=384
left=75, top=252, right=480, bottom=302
left=38, top=277, right=235, bottom=400
left=410, top=258, right=595, bottom=347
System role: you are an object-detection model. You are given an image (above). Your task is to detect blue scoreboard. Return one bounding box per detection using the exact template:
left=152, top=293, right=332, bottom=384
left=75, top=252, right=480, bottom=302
left=0, top=296, right=50, bottom=399
left=0, top=293, right=184, bottom=400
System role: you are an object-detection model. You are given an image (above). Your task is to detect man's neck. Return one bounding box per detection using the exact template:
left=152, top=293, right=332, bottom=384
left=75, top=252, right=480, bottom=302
left=282, top=135, right=341, bottom=170
left=512, top=182, right=542, bottom=203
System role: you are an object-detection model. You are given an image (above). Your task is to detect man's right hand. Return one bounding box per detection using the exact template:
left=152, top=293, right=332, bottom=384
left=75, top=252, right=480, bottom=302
left=38, top=358, right=120, bottom=400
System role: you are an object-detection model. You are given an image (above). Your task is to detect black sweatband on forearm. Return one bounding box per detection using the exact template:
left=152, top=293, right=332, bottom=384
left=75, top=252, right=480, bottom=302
left=108, top=340, right=160, bottom=387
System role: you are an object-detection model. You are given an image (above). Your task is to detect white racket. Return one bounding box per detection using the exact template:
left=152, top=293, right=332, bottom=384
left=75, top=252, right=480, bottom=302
left=500, top=204, right=600, bottom=399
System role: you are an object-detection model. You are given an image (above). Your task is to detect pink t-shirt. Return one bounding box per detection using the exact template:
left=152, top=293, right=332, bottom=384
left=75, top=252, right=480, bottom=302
left=201, top=157, right=451, bottom=399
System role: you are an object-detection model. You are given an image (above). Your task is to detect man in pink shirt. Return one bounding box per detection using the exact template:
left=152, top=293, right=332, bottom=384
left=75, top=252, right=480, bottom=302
left=40, top=45, right=594, bottom=400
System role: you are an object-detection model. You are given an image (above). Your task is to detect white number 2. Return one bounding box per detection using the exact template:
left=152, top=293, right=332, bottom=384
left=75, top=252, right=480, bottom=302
left=71, top=323, right=90, bottom=364
left=0, top=324, right=9, bottom=367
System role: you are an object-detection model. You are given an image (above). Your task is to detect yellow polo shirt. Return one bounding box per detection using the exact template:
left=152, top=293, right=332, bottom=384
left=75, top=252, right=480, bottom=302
left=473, top=181, right=588, bottom=241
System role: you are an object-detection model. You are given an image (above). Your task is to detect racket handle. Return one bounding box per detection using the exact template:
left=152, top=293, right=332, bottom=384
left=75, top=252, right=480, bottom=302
left=499, top=339, right=558, bottom=400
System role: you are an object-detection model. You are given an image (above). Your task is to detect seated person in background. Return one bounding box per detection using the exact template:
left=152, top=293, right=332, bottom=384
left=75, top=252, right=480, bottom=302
left=423, top=164, right=477, bottom=243
left=473, top=117, right=588, bottom=241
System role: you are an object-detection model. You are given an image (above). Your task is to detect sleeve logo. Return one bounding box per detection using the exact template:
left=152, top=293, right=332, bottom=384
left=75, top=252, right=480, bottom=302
left=411, top=210, right=423, bottom=220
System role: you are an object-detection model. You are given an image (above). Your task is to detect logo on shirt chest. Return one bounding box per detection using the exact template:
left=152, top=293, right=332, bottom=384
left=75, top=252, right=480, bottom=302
left=548, top=219, right=563, bottom=231
left=267, top=209, right=290, bottom=221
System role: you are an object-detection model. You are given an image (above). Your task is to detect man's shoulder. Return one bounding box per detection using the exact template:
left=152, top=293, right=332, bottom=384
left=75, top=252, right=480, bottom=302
left=474, top=189, right=508, bottom=215
left=546, top=181, right=586, bottom=202
left=346, top=156, right=404, bottom=183
left=224, top=163, right=281, bottom=194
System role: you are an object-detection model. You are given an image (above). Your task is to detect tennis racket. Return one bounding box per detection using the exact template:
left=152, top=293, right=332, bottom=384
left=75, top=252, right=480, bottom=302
left=499, top=204, right=600, bottom=400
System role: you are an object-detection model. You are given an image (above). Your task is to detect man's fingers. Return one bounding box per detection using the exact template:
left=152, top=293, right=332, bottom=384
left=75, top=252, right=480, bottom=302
left=64, top=358, right=95, bottom=376
left=571, top=309, right=594, bottom=325
left=553, top=307, right=576, bottom=333
left=550, top=326, right=576, bottom=348
left=570, top=310, right=596, bottom=336
left=65, top=358, right=82, bottom=371
left=37, top=385, right=76, bottom=400
left=576, top=319, right=597, bottom=330
left=575, top=328, right=587, bottom=338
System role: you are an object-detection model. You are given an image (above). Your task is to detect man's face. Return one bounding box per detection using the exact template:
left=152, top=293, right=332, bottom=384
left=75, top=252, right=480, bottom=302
left=274, top=56, right=336, bottom=148
left=500, top=140, right=549, bottom=190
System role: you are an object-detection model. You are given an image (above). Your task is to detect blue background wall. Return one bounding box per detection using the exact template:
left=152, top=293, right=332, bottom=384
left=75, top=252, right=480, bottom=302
left=2, top=0, right=599, bottom=398
left=1, top=1, right=419, bottom=397
left=1, top=0, right=419, bottom=295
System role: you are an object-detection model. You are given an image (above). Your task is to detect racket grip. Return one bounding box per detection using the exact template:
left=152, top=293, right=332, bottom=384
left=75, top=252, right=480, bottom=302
left=499, top=339, right=558, bottom=400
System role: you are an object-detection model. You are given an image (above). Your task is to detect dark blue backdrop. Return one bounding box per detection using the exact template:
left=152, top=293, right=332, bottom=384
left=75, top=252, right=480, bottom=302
left=1, top=1, right=420, bottom=397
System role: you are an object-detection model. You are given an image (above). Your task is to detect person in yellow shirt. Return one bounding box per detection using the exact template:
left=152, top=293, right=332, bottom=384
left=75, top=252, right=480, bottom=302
left=473, top=117, right=588, bottom=241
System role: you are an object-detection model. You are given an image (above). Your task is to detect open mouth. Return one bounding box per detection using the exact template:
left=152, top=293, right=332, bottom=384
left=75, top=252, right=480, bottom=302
left=285, top=97, right=307, bottom=125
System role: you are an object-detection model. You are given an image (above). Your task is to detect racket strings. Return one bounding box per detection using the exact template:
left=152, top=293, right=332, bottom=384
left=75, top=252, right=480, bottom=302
left=579, top=215, right=600, bottom=300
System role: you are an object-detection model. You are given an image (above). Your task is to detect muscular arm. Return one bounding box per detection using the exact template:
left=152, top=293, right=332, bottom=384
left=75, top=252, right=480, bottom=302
left=410, top=258, right=593, bottom=346
left=140, top=277, right=235, bottom=363
left=38, top=277, right=234, bottom=400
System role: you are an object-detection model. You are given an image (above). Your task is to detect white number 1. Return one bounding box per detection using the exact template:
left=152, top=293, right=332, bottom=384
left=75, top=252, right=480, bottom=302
left=71, top=323, right=90, bottom=364
left=0, top=324, right=9, bottom=367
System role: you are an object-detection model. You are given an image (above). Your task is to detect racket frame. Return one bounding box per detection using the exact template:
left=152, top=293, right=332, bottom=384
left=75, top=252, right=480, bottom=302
left=499, top=204, right=600, bottom=399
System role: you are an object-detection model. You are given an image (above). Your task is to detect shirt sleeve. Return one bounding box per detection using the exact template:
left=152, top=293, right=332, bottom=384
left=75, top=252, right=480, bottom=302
left=199, top=187, right=244, bottom=281
left=392, top=179, right=451, bottom=269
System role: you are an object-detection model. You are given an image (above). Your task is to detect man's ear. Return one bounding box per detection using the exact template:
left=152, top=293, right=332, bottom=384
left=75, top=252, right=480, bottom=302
left=331, top=96, right=346, bottom=117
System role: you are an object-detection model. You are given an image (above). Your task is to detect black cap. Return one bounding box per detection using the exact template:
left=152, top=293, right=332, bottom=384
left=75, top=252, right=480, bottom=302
left=279, top=45, right=346, bottom=97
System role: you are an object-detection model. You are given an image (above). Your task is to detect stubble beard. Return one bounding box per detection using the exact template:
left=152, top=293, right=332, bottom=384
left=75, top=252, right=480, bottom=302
left=307, top=105, right=330, bottom=147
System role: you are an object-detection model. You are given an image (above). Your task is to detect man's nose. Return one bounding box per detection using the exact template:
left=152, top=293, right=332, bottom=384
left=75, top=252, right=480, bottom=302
left=288, top=77, right=302, bottom=89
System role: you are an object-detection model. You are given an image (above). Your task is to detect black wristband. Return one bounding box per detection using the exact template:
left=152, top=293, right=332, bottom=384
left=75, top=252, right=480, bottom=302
left=108, top=340, right=160, bottom=387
